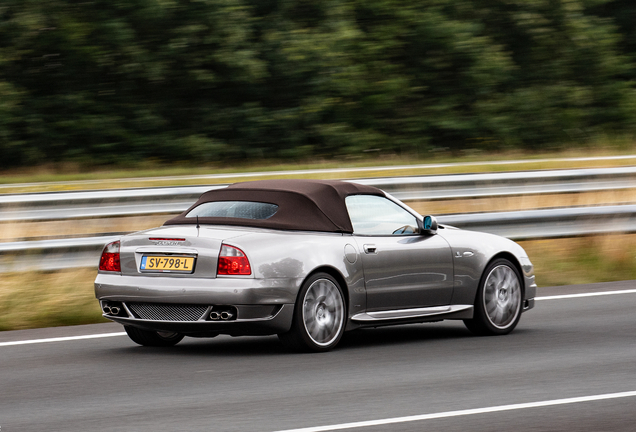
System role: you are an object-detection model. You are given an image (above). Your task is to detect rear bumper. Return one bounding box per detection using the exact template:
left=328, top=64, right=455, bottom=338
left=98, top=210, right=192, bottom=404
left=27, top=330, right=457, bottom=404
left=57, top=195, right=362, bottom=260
left=103, top=304, right=294, bottom=336
left=95, top=273, right=300, bottom=336
left=95, top=273, right=301, bottom=304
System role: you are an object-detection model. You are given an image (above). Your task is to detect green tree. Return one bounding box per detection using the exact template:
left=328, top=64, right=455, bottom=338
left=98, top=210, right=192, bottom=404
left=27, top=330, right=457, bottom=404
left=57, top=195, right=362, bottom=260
left=0, top=0, right=633, bottom=168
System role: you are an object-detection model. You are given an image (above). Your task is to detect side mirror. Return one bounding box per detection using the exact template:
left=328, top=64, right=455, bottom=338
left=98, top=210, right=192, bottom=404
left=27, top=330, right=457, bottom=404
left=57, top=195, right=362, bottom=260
left=422, top=215, right=438, bottom=234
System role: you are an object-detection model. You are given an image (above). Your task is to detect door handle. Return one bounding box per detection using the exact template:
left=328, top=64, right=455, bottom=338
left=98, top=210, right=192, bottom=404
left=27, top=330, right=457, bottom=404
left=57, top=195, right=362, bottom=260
left=363, top=244, right=377, bottom=254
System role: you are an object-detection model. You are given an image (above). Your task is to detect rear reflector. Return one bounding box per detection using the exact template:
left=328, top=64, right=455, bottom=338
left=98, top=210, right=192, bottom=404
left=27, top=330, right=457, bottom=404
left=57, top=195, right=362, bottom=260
left=99, top=240, right=121, bottom=272
left=217, top=245, right=251, bottom=275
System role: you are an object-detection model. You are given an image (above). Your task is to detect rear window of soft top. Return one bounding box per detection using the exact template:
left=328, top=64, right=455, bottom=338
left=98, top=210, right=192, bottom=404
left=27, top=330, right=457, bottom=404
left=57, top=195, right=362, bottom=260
left=186, top=201, right=278, bottom=220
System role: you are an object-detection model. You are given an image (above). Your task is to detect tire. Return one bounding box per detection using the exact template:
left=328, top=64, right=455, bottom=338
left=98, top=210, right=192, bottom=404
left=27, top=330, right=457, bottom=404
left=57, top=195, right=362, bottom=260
left=279, top=273, right=346, bottom=352
left=464, top=258, right=523, bottom=336
left=124, top=325, right=185, bottom=347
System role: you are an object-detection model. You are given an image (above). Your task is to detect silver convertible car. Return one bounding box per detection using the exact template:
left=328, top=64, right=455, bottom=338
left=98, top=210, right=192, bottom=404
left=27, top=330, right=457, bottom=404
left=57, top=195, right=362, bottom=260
left=95, top=179, right=536, bottom=352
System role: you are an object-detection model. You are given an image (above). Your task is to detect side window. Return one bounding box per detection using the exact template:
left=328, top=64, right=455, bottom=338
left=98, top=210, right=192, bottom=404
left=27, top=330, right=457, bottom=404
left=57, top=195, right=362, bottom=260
left=345, top=195, right=419, bottom=236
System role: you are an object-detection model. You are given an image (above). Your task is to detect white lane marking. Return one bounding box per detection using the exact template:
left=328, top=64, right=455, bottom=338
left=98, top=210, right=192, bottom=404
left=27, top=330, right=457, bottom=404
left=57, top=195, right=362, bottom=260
left=536, top=288, right=636, bottom=301
left=3, top=288, right=636, bottom=347
left=271, top=391, right=636, bottom=432
left=0, top=332, right=126, bottom=347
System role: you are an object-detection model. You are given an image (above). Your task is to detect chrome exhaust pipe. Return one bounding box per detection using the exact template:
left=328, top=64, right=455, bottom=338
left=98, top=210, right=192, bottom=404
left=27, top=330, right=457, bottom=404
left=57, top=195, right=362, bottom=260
left=220, top=311, right=234, bottom=320
left=210, top=311, right=221, bottom=320
left=103, top=305, right=112, bottom=314
left=110, top=306, right=120, bottom=315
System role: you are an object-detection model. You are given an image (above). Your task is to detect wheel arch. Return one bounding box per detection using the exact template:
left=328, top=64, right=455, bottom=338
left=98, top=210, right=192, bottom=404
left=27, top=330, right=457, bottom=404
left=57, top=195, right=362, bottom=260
left=279, top=265, right=350, bottom=352
left=301, top=266, right=350, bottom=312
left=463, top=251, right=525, bottom=336
left=483, top=252, right=525, bottom=297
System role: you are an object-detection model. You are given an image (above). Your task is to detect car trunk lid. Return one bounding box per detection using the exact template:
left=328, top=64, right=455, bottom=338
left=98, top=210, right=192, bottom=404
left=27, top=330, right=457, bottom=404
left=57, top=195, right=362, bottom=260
left=118, top=225, right=249, bottom=278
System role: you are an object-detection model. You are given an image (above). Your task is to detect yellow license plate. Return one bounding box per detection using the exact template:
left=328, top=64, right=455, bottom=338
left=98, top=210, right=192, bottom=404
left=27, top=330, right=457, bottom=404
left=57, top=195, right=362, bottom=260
left=140, top=256, right=195, bottom=273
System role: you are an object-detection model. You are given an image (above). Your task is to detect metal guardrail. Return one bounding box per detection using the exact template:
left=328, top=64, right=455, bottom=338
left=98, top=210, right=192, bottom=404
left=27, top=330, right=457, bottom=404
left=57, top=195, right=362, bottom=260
left=439, top=204, right=636, bottom=239
left=2, top=166, right=636, bottom=222
left=0, top=185, right=217, bottom=222
left=1, top=165, right=636, bottom=271
left=1, top=204, right=635, bottom=272
left=362, top=166, right=636, bottom=200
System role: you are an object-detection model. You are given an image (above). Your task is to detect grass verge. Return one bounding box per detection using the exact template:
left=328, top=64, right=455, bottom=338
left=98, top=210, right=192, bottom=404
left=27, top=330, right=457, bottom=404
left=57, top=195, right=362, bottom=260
left=1, top=234, right=634, bottom=331
left=0, top=269, right=108, bottom=331
left=519, top=234, right=636, bottom=287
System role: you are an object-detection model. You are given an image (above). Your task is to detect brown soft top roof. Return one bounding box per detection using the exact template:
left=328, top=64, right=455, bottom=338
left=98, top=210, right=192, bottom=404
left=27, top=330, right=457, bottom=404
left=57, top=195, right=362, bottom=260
left=164, top=179, right=385, bottom=233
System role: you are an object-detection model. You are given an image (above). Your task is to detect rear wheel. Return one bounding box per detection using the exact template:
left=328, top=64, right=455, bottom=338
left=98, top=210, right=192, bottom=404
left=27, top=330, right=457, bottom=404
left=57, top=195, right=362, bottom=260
left=464, top=258, right=523, bottom=336
left=124, top=326, right=185, bottom=347
left=279, top=273, right=346, bottom=352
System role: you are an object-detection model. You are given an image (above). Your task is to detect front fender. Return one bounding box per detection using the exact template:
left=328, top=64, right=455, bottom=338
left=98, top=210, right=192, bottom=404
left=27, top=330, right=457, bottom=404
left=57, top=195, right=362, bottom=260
left=437, top=227, right=535, bottom=305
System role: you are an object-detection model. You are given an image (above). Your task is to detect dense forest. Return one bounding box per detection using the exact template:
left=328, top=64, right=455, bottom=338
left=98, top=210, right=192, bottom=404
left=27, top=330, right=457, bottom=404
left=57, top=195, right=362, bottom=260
left=0, top=0, right=635, bottom=167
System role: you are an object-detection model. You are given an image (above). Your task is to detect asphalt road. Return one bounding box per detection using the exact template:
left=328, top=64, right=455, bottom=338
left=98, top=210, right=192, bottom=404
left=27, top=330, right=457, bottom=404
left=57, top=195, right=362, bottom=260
left=2, top=281, right=636, bottom=432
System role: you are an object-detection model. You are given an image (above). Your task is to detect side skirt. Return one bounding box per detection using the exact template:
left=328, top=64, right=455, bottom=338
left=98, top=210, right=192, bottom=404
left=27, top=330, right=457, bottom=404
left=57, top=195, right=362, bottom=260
left=350, top=304, right=473, bottom=327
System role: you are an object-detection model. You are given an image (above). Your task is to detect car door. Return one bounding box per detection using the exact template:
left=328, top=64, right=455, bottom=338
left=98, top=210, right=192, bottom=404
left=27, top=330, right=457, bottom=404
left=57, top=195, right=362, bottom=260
left=346, top=195, right=454, bottom=311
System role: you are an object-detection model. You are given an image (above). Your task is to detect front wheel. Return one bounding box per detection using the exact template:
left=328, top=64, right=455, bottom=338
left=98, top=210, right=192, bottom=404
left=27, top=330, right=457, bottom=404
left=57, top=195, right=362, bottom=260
left=279, top=273, right=346, bottom=352
left=464, top=258, right=523, bottom=336
left=125, top=326, right=185, bottom=347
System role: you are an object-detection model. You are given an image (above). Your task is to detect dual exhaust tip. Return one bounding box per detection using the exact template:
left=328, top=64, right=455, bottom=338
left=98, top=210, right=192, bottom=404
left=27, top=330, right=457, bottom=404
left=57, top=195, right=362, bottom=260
left=102, top=302, right=124, bottom=316
left=209, top=310, right=234, bottom=321
left=103, top=305, right=121, bottom=315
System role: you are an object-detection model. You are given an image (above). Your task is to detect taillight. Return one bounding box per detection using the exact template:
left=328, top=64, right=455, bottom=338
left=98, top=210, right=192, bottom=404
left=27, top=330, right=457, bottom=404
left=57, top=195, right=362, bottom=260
left=99, top=240, right=121, bottom=272
left=217, top=245, right=251, bottom=275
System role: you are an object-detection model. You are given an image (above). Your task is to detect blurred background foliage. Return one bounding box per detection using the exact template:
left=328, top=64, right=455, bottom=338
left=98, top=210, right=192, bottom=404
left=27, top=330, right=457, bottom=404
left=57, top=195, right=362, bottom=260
left=0, top=0, right=635, bottom=168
